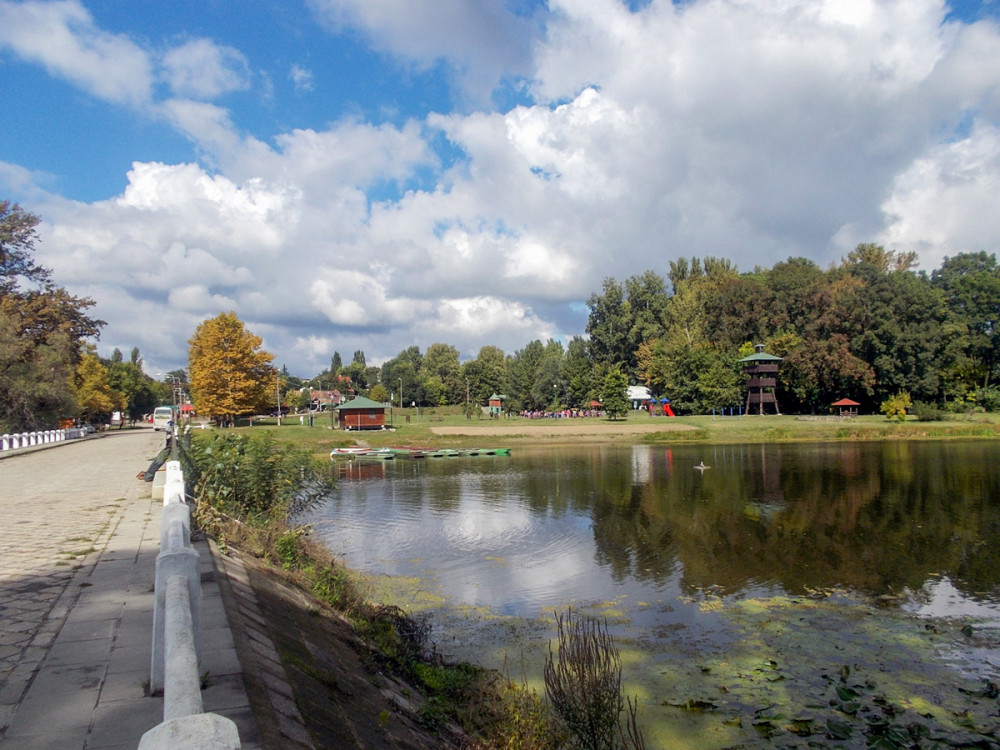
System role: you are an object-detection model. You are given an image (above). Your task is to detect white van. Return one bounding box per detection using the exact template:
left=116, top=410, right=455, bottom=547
left=152, top=406, right=174, bottom=431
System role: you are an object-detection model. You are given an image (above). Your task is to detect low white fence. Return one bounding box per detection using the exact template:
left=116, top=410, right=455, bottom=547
left=139, top=460, right=241, bottom=750
left=0, top=428, right=87, bottom=452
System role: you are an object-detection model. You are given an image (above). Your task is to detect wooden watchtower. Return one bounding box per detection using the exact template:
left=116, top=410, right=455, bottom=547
left=739, top=344, right=782, bottom=415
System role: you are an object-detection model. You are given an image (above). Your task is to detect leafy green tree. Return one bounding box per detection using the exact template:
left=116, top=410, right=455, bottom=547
left=623, top=271, right=668, bottom=369
left=369, top=383, right=389, bottom=403
left=330, top=351, right=343, bottom=375
left=601, top=367, right=629, bottom=420
left=696, top=350, right=744, bottom=411
left=188, top=312, right=276, bottom=424
left=840, top=252, right=951, bottom=403
left=702, top=273, right=771, bottom=352
left=342, top=350, right=372, bottom=390
left=0, top=201, right=103, bottom=431
left=380, top=346, right=424, bottom=406
left=421, top=342, right=462, bottom=404
left=0, top=303, right=78, bottom=431
left=563, top=336, right=595, bottom=408
left=295, top=389, right=313, bottom=411
left=932, top=252, right=1000, bottom=397
left=509, top=339, right=546, bottom=410
left=764, top=257, right=823, bottom=333
left=668, top=256, right=703, bottom=290
left=106, top=350, right=156, bottom=426
left=771, top=331, right=874, bottom=413
left=845, top=243, right=918, bottom=272
left=462, top=345, right=508, bottom=405
left=586, top=278, right=629, bottom=370
left=531, top=354, right=564, bottom=409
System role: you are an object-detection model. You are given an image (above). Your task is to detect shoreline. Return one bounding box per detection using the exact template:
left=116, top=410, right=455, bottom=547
left=235, top=412, right=1000, bottom=456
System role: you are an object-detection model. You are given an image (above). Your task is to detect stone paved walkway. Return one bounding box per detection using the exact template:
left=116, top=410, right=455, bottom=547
left=0, top=431, right=264, bottom=749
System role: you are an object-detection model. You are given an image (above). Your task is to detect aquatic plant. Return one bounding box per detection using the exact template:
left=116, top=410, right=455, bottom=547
left=544, top=608, right=645, bottom=750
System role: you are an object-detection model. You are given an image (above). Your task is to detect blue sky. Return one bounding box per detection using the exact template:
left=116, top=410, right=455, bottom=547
left=2, top=0, right=1000, bottom=378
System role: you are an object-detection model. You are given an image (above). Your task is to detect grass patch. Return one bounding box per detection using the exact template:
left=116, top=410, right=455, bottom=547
left=200, top=412, right=1000, bottom=460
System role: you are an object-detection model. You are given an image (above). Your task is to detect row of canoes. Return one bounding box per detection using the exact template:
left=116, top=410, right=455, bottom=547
left=330, top=446, right=511, bottom=460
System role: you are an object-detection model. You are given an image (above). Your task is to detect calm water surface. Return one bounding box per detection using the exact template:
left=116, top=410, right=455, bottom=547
left=303, top=441, right=1000, bottom=746
left=308, top=441, right=1000, bottom=616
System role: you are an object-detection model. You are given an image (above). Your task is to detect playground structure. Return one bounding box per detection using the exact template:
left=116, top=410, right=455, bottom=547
left=645, top=397, right=675, bottom=417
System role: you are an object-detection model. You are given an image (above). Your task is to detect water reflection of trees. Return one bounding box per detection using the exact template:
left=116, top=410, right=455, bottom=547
left=327, top=443, right=1000, bottom=604
left=572, top=443, right=1000, bottom=600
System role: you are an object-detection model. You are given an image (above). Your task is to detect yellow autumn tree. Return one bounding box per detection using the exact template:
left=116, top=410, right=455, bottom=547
left=74, top=351, right=125, bottom=424
left=188, top=312, right=276, bottom=425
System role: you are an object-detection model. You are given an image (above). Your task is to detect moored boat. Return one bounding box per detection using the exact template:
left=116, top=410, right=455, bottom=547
left=388, top=446, right=429, bottom=459
left=330, top=447, right=395, bottom=460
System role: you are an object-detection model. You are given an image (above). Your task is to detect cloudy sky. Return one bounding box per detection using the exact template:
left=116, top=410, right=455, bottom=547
left=2, top=0, right=999, bottom=378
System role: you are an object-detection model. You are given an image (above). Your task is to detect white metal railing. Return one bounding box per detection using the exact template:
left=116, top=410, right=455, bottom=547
left=0, top=428, right=87, bottom=453
left=139, top=460, right=241, bottom=750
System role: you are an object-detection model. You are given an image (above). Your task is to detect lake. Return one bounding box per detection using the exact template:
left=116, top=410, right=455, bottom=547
left=304, top=441, right=1000, bottom=747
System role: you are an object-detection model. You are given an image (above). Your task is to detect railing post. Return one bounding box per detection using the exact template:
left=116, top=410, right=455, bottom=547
left=150, top=546, right=200, bottom=694
left=163, top=574, right=203, bottom=721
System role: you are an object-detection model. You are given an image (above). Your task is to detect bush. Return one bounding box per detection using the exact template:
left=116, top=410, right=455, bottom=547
left=880, top=391, right=912, bottom=422
left=185, top=431, right=330, bottom=525
left=975, top=387, right=1000, bottom=413
left=911, top=401, right=946, bottom=422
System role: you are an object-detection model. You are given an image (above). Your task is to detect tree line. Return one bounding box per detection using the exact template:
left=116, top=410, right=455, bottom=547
left=4, top=198, right=999, bottom=429
left=282, top=244, right=998, bottom=417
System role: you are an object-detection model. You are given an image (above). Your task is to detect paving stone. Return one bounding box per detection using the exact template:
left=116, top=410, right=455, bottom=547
left=0, top=433, right=258, bottom=749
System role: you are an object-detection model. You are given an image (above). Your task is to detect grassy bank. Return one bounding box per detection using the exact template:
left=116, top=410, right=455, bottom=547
left=208, top=409, right=1000, bottom=460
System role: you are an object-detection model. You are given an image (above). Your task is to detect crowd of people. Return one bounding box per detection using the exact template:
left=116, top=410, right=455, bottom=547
left=518, top=408, right=604, bottom=419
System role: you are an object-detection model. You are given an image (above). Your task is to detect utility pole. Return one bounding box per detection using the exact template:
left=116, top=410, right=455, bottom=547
left=276, top=369, right=282, bottom=426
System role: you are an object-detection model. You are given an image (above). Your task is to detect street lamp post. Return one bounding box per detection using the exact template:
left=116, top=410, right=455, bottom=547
left=398, top=378, right=403, bottom=410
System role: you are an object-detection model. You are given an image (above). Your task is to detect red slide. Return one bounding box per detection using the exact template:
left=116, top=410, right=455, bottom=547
left=665, top=404, right=675, bottom=417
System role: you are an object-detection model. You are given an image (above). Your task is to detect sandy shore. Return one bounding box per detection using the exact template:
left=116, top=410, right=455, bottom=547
left=430, top=419, right=698, bottom=439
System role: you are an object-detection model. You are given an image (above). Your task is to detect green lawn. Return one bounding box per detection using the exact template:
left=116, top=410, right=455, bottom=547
left=187, top=407, right=1000, bottom=461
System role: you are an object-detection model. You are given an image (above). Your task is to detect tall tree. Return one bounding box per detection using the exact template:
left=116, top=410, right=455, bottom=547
left=601, top=367, right=629, bottom=420
left=1, top=200, right=49, bottom=293
left=188, top=312, right=276, bottom=424
left=380, top=346, right=424, bottom=406
left=421, top=342, right=462, bottom=404
left=462, top=345, right=508, bottom=405
left=932, top=252, right=1000, bottom=395
left=563, top=336, right=594, bottom=408
left=508, top=339, right=546, bottom=410
left=343, top=350, right=371, bottom=390
left=75, top=351, right=124, bottom=425
left=586, top=277, right=629, bottom=370
left=840, top=251, right=951, bottom=403
left=765, top=257, right=823, bottom=334
left=0, top=201, right=103, bottom=431
left=624, top=272, right=668, bottom=365
left=106, top=351, right=156, bottom=426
